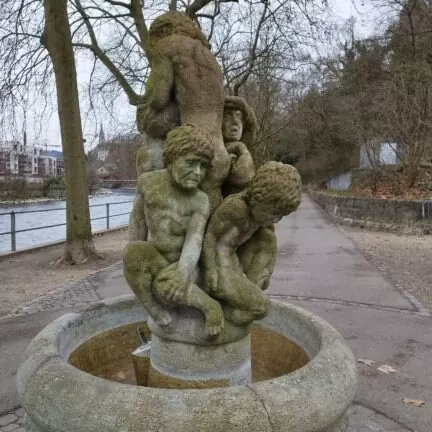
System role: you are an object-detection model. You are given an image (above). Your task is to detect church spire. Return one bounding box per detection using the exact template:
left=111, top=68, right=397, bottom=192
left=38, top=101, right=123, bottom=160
left=99, top=124, right=106, bottom=145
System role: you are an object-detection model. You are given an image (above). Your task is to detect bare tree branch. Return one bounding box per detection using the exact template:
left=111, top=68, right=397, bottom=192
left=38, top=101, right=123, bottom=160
left=73, top=0, right=141, bottom=105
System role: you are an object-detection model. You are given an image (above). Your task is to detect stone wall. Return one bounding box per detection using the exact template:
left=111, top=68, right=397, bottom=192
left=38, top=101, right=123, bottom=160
left=310, top=190, right=432, bottom=234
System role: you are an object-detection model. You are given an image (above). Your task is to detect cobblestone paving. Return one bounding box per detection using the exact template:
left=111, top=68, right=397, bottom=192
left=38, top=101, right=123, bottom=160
left=5, top=261, right=123, bottom=317
left=0, top=408, right=25, bottom=432
left=9, top=276, right=100, bottom=317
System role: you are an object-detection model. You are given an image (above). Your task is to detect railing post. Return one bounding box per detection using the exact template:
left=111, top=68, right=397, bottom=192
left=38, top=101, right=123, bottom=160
left=10, top=211, right=16, bottom=252
left=106, top=203, right=110, bottom=230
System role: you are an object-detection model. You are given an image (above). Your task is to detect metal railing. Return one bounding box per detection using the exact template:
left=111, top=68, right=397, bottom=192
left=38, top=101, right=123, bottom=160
left=0, top=200, right=133, bottom=252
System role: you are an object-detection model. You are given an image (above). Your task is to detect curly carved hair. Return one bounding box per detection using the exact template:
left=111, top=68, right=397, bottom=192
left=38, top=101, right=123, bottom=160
left=248, top=161, right=302, bottom=215
left=148, top=12, right=210, bottom=55
left=163, top=124, right=214, bottom=167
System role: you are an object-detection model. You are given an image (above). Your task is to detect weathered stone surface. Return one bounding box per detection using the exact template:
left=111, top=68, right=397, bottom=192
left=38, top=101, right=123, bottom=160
left=0, top=415, right=17, bottom=427
left=2, top=423, right=19, bottom=432
left=147, top=307, right=250, bottom=345
left=14, top=410, right=24, bottom=418
left=125, top=124, right=225, bottom=337
left=147, top=364, right=231, bottom=389
left=138, top=11, right=230, bottom=208
left=202, top=162, right=302, bottom=326
left=149, top=333, right=252, bottom=388
left=17, top=295, right=357, bottom=432
left=221, top=96, right=256, bottom=195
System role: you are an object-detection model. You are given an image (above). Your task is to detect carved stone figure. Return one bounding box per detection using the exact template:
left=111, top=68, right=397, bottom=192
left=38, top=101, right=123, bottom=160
left=137, top=11, right=230, bottom=209
left=135, top=100, right=180, bottom=175
left=123, top=124, right=224, bottom=336
left=123, top=11, right=304, bottom=388
left=222, top=96, right=257, bottom=196
left=202, top=162, right=302, bottom=326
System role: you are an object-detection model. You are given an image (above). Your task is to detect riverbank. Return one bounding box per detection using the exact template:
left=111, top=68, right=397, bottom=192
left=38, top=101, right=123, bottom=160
left=0, top=192, right=133, bottom=252
left=0, top=229, right=128, bottom=317
left=0, top=188, right=113, bottom=205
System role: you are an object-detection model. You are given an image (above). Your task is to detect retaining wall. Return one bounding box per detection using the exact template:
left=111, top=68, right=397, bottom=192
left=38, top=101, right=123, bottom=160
left=310, top=190, right=432, bottom=234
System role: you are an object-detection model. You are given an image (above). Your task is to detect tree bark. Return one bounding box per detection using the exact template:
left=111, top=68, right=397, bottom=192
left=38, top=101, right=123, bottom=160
left=42, top=0, right=97, bottom=264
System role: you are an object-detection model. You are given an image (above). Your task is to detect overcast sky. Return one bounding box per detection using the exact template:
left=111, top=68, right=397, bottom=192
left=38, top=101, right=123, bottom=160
left=17, top=0, right=383, bottom=153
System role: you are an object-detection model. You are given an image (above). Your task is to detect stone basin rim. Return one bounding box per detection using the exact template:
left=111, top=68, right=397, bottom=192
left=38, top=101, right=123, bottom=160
left=17, top=294, right=358, bottom=432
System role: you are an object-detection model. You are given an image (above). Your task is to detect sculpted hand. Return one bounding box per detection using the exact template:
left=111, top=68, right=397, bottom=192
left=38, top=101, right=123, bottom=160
left=155, top=265, right=188, bottom=304
left=226, top=141, right=247, bottom=157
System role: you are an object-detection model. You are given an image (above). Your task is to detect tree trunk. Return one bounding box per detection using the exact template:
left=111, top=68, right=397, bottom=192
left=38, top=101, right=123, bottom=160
left=42, top=0, right=97, bottom=264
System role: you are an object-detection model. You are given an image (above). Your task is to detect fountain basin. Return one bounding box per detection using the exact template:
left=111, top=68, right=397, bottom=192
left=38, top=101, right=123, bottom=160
left=17, top=295, right=357, bottom=432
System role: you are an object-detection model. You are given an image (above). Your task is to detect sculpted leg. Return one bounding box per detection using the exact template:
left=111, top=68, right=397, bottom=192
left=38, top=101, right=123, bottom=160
left=212, top=271, right=269, bottom=325
left=184, top=283, right=225, bottom=336
left=238, top=228, right=277, bottom=291
left=153, top=270, right=224, bottom=336
left=123, top=241, right=172, bottom=327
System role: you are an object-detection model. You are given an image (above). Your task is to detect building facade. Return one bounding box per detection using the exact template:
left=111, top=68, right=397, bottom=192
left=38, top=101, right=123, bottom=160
left=0, top=141, right=62, bottom=178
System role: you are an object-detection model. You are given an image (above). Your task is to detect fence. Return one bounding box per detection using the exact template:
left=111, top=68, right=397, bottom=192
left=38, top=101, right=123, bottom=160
left=0, top=200, right=133, bottom=252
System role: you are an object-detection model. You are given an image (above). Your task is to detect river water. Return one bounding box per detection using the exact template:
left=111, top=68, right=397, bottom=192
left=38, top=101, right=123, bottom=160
left=0, top=190, right=135, bottom=253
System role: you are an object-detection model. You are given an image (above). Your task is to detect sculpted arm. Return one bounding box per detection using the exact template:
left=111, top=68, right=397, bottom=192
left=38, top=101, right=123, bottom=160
left=128, top=190, right=148, bottom=241
left=226, top=141, right=255, bottom=188
left=177, top=194, right=210, bottom=279
left=202, top=197, right=246, bottom=272
left=238, top=227, right=277, bottom=291
left=146, top=56, right=174, bottom=112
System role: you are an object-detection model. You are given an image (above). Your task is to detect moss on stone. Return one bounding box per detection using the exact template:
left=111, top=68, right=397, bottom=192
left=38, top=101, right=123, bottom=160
left=163, top=124, right=214, bottom=167
left=248, top=162, right=302, bottom=216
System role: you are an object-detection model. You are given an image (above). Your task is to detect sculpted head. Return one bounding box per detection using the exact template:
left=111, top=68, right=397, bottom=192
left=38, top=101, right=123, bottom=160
left=223, top=109, right=243, bottom=142
left=148, top=12, right=210, bottom=55
left=164, top=124, right=214, bottom=190
left=223, top=96, right=257, bottom=148
left=248, top=161, right=302, bottom=225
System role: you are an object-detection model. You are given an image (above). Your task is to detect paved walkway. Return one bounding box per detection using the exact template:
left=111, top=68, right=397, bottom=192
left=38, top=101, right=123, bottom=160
left=1, top=195, right=431, bottom=431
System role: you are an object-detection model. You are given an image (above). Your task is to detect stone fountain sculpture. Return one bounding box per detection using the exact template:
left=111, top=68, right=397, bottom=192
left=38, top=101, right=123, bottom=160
left=124, top=10, right=303, bottom=388
left=17, top=11, right=357, bottom=432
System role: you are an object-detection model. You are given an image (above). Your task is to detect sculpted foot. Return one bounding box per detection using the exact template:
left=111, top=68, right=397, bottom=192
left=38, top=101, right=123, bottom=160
left=224, top=307, right=262, bottom=326
left=153, top=311, right=173, bottom=328
left=205, top=301, right=224, bottom=336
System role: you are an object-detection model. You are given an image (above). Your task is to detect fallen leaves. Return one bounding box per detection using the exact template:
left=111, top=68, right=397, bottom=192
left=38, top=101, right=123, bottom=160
left=357, top=359, right=426, bottom=408
left=357, top=359, right=399, bottom=374
left=358, top=359, right=376, bottom=367
left=403, top=398, right=425, bottom=407
left=377, top=365, right=399, bottom=374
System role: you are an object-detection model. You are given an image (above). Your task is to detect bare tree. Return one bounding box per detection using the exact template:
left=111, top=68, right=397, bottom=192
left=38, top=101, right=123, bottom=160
left=2, top=0, right=328, bottom=116
left=42, top=0, right=98, bottom=263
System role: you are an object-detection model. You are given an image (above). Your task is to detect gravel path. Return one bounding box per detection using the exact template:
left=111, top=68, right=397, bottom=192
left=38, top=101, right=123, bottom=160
left=345, top=227, right=432, bottom=311
left=0, top=230, right=128, bottom=317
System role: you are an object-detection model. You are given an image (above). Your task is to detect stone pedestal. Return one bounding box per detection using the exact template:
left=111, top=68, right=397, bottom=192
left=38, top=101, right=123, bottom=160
left=148, top=333, right=252, bottom=389
left=147, top=307, right=252, bottom=389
